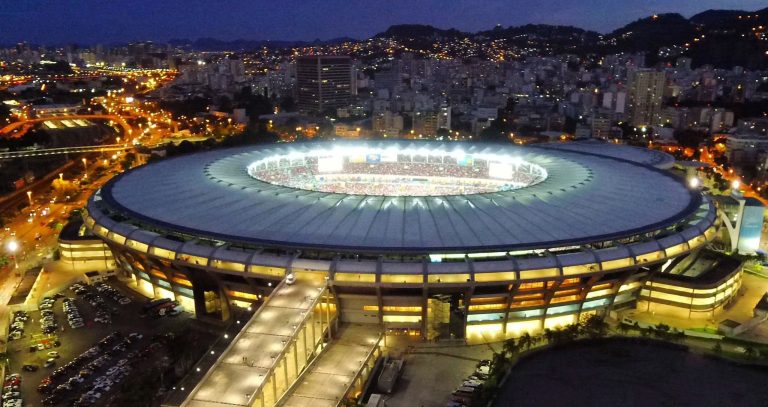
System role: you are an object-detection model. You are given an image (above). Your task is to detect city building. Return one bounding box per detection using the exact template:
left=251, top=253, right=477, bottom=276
left=296, top=55, right=352, bottom=114
left=629, top=70, right=665, bottom=127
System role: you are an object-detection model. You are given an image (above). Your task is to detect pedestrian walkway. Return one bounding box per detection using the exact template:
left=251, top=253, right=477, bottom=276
left=279, top=324, right=382, bottom=407
left=181, top=275, right=336, bottom=407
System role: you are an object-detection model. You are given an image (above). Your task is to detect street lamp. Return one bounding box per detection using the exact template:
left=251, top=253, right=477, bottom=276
left=58, top=173, right=63, bottom=181
left=82, top=157, right=87, bottom=171
left=26, top=190, right=32, bottom=205
left=6, top=240, right=19, bottom=269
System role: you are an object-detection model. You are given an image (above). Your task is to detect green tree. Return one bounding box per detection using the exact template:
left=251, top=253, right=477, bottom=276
left=436, top=127, right=451, bottom=139
left=617, top=322, right=630, bottom=335
left=543, top=328, right=554, bottom=344
left=581, top=314, right=609, bottom=339
left=518, top=332, right=533, bottom=350
left=713, top=342, right=723, bottom=354
left=502, top=338, right=519, bottom=357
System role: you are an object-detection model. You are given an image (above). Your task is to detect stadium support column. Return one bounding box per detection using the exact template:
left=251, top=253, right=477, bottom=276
left=376, top=257, right=385, bottom=345
left=421, top=259, right=428, bottom=341
left=328, top=258, right=340, bottom=333
left=186, top=267, right=212, bottom=319
left=575, top=248, right=602, bottom=318
left=501, top=255, right=520, bottom=335
left=464, top=256, right=475, bottom=340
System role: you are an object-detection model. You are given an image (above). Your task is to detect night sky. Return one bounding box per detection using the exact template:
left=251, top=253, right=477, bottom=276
left=1, top=0, right=766, bottom=45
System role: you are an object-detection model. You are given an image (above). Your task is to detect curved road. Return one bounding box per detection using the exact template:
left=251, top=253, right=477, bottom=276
left=0, top=114, right=134, bottom=139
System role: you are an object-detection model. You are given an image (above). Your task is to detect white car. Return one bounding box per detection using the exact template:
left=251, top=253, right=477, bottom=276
left=285, top=272, right=296, bottom=285
left=47, top=351, right=60, bottom=358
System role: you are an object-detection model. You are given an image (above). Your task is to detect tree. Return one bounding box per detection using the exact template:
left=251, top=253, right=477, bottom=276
left=713, top=342, right=723, bottom=354
left=543, top=328, right=554, bottom=344
left=502, top=338, right=519, bottom=356
left=279, top=96, right=297, bottom=112
left=581, top=314, right=609, bottom=339
left=217, top=95, right=234, bottom=113
left=617, top=322, right=630, bottom=335
left=640, top=326, right=653, bottom=337
left=744, top=346, right=756, bottom=359
left=518, top=332, right=533, bottom=350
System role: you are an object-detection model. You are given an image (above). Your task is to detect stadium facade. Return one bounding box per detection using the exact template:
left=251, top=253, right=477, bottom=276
left=83, top=140, right=723, bottom=339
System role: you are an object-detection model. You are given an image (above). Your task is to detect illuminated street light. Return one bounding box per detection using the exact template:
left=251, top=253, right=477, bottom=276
left=732, top=179, right=741, bottom=190
left=6, top=240, right=19, bottom=269
left=26, top=191, right=32, bottom=205
left=688, top=177, right=700, bottom=189
left=58, top=173, right=63, bottom=181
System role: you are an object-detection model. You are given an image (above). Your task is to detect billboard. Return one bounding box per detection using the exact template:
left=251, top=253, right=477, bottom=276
left=489, top=162, right=513, bottom=180
left=457, top=155, right=474, bottom=167
left=318, top=156, right=343, bottom=173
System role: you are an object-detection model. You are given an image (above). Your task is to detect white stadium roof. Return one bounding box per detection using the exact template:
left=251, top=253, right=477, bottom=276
left=96, top=141, right=699, bottom=253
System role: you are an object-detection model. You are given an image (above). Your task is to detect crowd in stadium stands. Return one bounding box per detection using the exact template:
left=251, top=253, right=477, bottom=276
left=248, top=154, right=543, bottom=196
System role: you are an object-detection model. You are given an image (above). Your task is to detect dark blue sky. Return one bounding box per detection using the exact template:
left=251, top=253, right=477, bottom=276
left=1, top=0, right=765, bottom=45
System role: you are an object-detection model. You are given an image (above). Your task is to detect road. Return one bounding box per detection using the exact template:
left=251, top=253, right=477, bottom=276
left=0, top=114, right=134, bottom=140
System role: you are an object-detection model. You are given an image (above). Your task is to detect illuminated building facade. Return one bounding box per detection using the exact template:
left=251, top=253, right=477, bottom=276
left=296, top=55, right=352, bottom=114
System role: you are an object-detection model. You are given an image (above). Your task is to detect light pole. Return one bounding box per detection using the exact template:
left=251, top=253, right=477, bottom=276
left=58, top=173, right=63, bottom=181
left=26, top=190, right=32, bottom=205
left=6, top=240, right=19, bottom=270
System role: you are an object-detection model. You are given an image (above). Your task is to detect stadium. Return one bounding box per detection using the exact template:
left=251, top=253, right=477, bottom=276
left=83, top=140, right=722, bottom=340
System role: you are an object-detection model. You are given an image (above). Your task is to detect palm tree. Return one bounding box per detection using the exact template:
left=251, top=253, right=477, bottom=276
left=543, top=328, right=554, bottom=344
left=503, top=338, right=519, bottom=356
left=518, top=332, right=533, bottom=350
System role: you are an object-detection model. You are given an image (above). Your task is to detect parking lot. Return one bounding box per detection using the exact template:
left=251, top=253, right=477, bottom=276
left=5, top=278, right=194, bottom=406
left=383, top=341, right=492, bottom=407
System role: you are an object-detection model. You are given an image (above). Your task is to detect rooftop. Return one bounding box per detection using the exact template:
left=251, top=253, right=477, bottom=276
left=95, top=140, right=700, bottom=254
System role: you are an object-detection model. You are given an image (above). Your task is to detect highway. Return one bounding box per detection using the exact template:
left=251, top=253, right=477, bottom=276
left=0, top=144, right=133, bottom=160
left=0, top=114, right=134, bottom=139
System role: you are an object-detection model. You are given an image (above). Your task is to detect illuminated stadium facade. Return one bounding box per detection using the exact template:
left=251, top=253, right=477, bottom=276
left=84, top=140, right=721, bottom=339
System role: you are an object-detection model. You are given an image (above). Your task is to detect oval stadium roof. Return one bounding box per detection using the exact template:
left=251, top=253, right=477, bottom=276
left=547, top=140, right=676, bottom=169
left=97, top=141, right=699, bottom=253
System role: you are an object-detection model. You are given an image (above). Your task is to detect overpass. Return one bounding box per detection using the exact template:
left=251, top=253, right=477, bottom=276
left=0, top=144, right=134, bottom=160
left=179, top=276, right=338, bottom=407
left=0, top=114, right=134, bottom=139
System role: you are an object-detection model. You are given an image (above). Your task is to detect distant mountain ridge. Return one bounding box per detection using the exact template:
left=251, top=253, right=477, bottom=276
left=369, top=7, right=768, bottom=69
left=167, top=36, right=358, bottom=51
left=47, top=6, right=766, bottom=69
